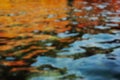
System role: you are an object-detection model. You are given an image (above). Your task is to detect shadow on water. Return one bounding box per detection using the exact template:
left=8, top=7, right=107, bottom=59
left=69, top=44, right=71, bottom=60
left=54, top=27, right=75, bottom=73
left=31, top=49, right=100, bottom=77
left=0, top=0, right=120, bottom=80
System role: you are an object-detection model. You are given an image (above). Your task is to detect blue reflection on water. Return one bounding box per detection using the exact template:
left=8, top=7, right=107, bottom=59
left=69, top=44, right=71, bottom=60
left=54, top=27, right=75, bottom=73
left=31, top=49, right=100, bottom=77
left=30, top=29, right=120, bottom=80
left=95, top=25, right=110, bottom=29
left=111, top=48, right=120, bottom=56
left=70, top=33, right=120, bottom=49
left=70, top=40, right=120, bottom=49
left=57, top=32, right=79, bottom=38
left=30, top=77, right=58, bottom=80
left=57, top=46, right=86, bottom=55
left=82, top=33, right=118, bottom=42
left=31, top=57, right=73, bottom=69
left=31, top=51, right=120, bottom=80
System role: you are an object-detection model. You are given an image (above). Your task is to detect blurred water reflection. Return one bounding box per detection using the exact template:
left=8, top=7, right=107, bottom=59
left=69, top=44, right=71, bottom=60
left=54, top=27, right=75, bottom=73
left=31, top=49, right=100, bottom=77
left=0, top=0, right=120, bottom=80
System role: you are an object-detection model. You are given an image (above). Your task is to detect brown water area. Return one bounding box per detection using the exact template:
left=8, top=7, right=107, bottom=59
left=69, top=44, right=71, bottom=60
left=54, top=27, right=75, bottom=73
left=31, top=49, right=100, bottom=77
left=0, top=0, right=120, bottom=80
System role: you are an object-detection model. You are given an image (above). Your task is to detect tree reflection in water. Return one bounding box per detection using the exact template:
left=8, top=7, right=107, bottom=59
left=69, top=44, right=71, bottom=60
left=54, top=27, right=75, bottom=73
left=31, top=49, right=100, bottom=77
left=0, top=0, right=120, bottom=80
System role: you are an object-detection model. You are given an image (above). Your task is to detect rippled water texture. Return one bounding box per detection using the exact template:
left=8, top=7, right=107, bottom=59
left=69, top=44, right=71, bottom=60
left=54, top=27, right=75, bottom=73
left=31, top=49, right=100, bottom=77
left=0, top=0, right=120, bottom=80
